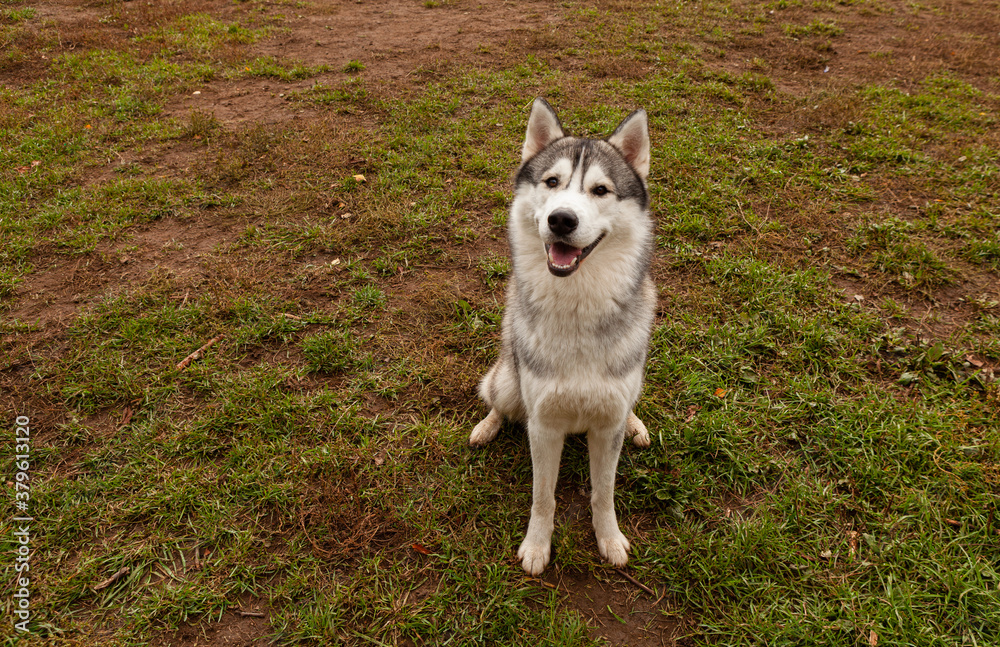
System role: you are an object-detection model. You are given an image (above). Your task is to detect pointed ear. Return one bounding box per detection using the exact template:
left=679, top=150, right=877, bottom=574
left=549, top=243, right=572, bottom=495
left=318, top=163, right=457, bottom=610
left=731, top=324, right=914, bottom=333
left=607, top=109, right=650, bottom=181
left=521, top=98, right=565, bottom=161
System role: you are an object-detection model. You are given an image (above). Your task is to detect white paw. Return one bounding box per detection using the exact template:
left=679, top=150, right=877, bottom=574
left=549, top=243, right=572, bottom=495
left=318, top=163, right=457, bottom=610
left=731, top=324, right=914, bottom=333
left=628, top=412, right=650, bottom=448
left=469, top=410, right=501, bottom=446
left=597, top=531, right=630, bottom=567
left=631, top=428, right=650, bottom=448
left=517, top=539, right=551, bottom=575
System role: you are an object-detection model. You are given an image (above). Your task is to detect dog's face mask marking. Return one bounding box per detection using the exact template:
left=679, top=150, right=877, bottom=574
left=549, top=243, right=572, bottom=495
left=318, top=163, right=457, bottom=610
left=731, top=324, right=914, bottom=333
left=516, top=98, right=651, bottom=277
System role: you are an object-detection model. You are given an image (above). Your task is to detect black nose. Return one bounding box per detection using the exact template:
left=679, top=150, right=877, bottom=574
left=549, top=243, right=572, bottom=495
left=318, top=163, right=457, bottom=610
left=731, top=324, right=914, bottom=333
left=547, top=210, right=578, bottom=236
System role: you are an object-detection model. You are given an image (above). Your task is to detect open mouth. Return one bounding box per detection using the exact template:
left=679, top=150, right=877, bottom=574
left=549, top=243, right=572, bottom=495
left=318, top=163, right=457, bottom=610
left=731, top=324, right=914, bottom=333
left=544, top=234, right=605, bottom=277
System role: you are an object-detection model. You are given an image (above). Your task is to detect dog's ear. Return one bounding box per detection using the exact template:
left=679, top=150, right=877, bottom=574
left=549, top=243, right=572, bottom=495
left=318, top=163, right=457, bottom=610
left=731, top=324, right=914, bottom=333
left=608, top=109, right=651, bottom=181
left=522, top=98, right=565, bottom=161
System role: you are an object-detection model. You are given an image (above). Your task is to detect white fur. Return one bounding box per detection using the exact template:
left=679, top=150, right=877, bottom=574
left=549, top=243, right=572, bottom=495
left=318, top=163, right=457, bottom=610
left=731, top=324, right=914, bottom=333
left=472, top=99, right=655, bottom=575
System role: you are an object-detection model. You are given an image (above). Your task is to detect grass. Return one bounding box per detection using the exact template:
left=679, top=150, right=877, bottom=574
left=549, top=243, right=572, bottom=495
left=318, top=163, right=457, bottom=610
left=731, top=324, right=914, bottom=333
left=782, top=20, right=844, bottom=39
left=1, top=0, right=999, bottom=645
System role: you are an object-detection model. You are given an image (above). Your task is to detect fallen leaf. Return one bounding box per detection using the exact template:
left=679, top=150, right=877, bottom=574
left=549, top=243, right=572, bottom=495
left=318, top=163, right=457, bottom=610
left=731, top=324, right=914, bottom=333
left=714, top=388, right=727, bottom=398
left=411, top=543, right=431, bottom=555
left=869, top=629, right=878, bottom=647
left=684, top=405, right=700, bottom=423
left=353, top=174, right=366, bottom=182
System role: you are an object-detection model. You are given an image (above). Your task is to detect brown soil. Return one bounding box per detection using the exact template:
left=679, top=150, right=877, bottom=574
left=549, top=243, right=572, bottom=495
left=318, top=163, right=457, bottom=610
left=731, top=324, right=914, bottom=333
left=156, top=598, right=274, bottom=647
left=549, top=566, right=689, bottom=646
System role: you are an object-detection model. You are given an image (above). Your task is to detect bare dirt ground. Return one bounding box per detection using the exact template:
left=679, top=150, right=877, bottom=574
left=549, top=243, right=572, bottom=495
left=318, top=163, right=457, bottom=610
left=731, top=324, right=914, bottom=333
left=3, top=0, right=998, bottom=645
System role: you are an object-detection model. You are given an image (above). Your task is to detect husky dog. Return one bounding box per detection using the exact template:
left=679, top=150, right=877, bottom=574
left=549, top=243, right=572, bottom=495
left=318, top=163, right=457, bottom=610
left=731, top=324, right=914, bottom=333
left=470, top=98, right=656, bottom=575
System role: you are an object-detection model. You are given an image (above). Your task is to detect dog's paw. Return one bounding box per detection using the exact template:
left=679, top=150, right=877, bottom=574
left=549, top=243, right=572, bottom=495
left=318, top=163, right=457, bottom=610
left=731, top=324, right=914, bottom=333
left=469, top=409, right=501, bottom=446
left=627, top=412, right=650, bottom=448
left=597, top=531, right=631, bottom=567
left=517, top=539, right=551, bottom=575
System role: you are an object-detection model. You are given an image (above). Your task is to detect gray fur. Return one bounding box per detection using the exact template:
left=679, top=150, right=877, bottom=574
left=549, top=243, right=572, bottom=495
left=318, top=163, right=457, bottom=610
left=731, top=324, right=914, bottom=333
left=605, top=345, right=649, bottom=379
left=517, top=138, right=648, bottom=210
left=470, top=98, right=656, bottom=575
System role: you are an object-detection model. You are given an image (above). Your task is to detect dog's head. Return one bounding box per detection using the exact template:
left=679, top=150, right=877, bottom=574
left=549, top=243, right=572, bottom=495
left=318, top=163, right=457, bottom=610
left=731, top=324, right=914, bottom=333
left=513, top=98, right=651, bottom=277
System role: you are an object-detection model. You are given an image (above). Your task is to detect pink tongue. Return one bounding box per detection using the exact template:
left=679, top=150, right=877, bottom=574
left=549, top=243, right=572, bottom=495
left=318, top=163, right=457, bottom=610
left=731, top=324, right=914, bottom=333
left=549, top=242, right=581, bottom=266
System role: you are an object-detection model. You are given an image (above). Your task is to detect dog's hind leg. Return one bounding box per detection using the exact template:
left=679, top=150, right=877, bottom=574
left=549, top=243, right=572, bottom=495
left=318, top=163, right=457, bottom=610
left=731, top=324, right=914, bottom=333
left=470, top=352, right=524, bottom=446
left=627, top=411, right=650, bottom=448
left=589, top=423, right=631, bottom=567
left=470, top=408, right=502, bottom=446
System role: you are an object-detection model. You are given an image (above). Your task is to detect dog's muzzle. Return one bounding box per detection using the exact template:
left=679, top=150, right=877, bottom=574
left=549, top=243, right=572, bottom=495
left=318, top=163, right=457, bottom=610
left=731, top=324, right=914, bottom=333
left=545, top=233, right=605, bottom=277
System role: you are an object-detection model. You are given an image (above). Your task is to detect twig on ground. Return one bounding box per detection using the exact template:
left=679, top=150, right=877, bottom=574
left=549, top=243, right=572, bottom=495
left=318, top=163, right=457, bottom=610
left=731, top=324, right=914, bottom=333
left=176, top=334, right=225, bottom=370
left=237, top=611, right=266, bottom=618
left=614, top=568, right=656, bottom=597
left=94, top=566, right=130, bottom=591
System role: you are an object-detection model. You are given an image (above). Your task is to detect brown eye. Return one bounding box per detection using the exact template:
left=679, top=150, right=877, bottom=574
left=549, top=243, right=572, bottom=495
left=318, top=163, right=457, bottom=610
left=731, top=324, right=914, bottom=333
left=593, top=185, right=609, bottom=196
left=545, top=177, right=559, bottom=188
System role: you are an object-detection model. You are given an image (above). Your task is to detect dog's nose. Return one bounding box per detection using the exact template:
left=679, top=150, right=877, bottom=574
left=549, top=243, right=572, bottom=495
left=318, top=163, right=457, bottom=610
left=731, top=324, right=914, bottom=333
left=547, top=210, right=578, bottom=236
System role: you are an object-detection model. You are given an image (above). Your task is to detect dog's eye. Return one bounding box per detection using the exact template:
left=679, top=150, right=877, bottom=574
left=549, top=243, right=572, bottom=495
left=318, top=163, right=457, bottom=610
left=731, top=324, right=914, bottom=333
left=592, top=185, right=609, bottom=196
left=545, top=177, right=559, bottom=188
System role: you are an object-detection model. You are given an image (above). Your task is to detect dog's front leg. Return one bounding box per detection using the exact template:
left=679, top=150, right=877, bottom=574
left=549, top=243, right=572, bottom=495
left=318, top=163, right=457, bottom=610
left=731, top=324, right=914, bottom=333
left=517, top=421, right=565, bottom=575
left=589, top=424, right=630, bottom=567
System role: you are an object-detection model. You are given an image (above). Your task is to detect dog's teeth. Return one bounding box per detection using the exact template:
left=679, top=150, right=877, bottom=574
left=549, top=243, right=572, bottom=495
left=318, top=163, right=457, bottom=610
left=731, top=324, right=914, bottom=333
left=547, top=247, right=580, bottom=270
left=550, top=257, right=578, bottom=270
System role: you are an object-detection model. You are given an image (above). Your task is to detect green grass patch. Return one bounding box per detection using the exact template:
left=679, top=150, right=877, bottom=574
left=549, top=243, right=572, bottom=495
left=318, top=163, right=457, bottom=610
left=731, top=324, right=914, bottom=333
left=782, top=20, right=844, bottom=39
left=228, top=56, right=331, bottom=81
left=142, top=13, right=272, bottom=59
